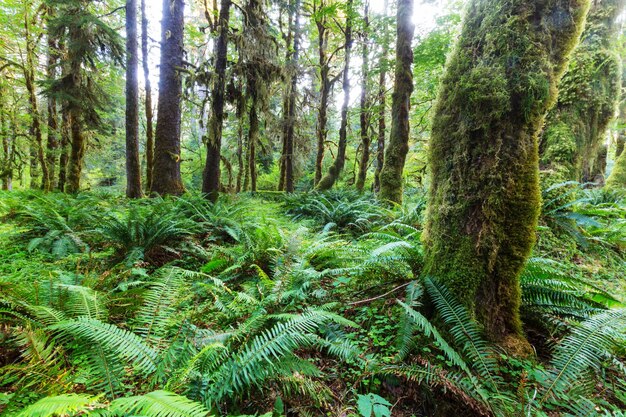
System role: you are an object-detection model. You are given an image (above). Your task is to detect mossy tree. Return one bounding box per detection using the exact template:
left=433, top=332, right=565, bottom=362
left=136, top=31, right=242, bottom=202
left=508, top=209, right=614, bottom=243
left=424, top=0, right=590, bottom=350
left=540, top=0, right=625, bottom=183
left=378, top=0, right=415, bottom=203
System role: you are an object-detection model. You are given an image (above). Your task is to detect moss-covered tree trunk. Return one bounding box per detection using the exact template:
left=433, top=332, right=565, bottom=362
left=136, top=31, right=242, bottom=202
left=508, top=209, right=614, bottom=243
left=151, top=0, right=185, bottom=196
left=373, top=0, right=389, bottom=194
left=202, top=0, right=231, bottom=202
left=125, top=0, right=142, bottom=198
left=540, top=0, right=625, bottom=182
left=356, top=4, right=371, bottom=193
left=57, top=106, right=70, bottom=192
left=316, top=0, right=353, bottom=191
left=141, top=0, right=154, bottom=192
left=424, top=0, right=590, bottom=350
left=45, top=13, right=59, bottom=191
left=378, top=0, right=415, bottom=203
left=314, top=2, right=331, bottom=187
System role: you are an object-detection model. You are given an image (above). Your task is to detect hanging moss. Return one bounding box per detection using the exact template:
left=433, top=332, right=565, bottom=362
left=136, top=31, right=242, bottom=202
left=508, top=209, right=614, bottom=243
left=540, top=0, right=625, bottom=183
left=423, top=0, right=590, bottom=351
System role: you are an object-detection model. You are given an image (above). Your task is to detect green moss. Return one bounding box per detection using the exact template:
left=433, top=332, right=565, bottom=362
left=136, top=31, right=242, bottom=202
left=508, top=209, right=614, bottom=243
left=606, top=147, right=626, bottom=189
left=540, top=0, right=624, bottom=182
left=424, top=0, right=590, bottom=346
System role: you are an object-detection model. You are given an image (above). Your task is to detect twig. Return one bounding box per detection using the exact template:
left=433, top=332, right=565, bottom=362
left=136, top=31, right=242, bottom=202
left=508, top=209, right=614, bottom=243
left=348, top=282, right=411, bottom=306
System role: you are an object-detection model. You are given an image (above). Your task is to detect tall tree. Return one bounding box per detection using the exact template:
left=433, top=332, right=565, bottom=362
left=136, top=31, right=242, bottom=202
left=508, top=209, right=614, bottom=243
left=46, top=0, right=124, bottom=193
left=141, top=0, right=154, bottom=192
left=355, top=2, right=370, bottom=192
left=378, top=0, right=414, bottom=203
left=23, top=1, right=49, bottom=190
left=540, top=0, right=625, bottom=183
left=316, top=0, right=354, bottom=190
left=125, top=0, right=142, bottom=198
left=201, top=0, right=231, bottom=202
left=151, top=0, right=185, bottom=195
left=45, top=14, right=60, bottom=191
left=373, top=0, right=389, bottom=193
left=278, top=0, right=301, bottom=193
left=424, top=0, right=590, bottom=350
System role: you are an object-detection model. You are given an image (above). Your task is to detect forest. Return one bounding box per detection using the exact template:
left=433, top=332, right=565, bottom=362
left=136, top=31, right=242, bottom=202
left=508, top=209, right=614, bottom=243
left=1, top=0, right=626, bottom=415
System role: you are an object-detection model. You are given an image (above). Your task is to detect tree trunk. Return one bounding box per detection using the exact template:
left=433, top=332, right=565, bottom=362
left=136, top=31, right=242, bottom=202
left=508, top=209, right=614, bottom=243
left=151, top=0, right=185, bottom=195
left=202, top=0, right=231, bottom=202
left=125, top=0, right=142, bottom=198
left=66, top=106, right=85, bottom=194
left=57, top=106, right=70, bottom=192
left=356, top=4, right=370, bottom=192
left=378, top=0, right=414, bottom=203
left=247, top=92, right=259, bottom=192
left=279, top=0, right=300, bottom=193
left=314, top=6, right=330, bottom=187
left=46, top=33, right=59, bottom=191
left=373, top=0, right=389, bottom=194
left=316, top=0, right=353, bottom=191
left=141, top=0, right=154, bottom=192
left=24, top=4, right=48, bottom=191
left=424, top=0, right=590, bottom=351
left=540, top=0, right=625, bottom=182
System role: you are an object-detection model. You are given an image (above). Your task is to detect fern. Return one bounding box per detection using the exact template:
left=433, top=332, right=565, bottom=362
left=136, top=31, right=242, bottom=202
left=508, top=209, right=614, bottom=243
left=110, top=390, right=211, bottom=417
left=15, top=394, right=102, bottom=417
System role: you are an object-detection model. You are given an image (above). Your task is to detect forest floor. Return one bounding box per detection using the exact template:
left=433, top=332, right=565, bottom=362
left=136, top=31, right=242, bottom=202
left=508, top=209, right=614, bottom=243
left=0, top=185, right=625, bottom=416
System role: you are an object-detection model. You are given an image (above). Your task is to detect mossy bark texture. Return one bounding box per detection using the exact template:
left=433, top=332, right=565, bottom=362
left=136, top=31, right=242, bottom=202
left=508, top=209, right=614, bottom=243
left=378, top=0, right=415, bottom=204
left=540, top=0, right=625, bottom=183
left=424, top=0, right=590, bottom=347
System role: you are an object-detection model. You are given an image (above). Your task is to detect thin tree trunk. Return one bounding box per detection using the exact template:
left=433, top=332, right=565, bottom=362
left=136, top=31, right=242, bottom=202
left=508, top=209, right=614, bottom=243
left=57, top=106, right=70, bottom=192
left=314, top=6, right=330, bottom=187
left=24, top=4, right=48, bottom=191
left=356, top=3, right=370, bottom=192
left=280, top=0, right=300, bottom=193
left=316, top=0, right=353, bottom=191
left=141, top=0, right=154, bottom=192
left=126, top=0, right=142, bottom=198
left=378, top=0, right=414, bottom=203
left=151, top=0, right=185, bottom=195
left=46, top=33, right=59, bottom=191
left=424, top=0, right=589, bottom=350
left=373, top=0, right=389, bottom=193
left=202, top=0, right=231, bottom=202
left=248, top=92, right=259, bottom=192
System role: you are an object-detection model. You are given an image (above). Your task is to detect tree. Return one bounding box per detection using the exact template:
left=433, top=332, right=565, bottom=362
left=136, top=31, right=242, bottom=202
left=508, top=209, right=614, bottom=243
left=151, top=0, right=185, bottom=195
left=378, top=0, right=414, bottom=203
left=125, top=0, right=142, bottom=198
left=45, top=0, right=124, bottom=194
left=540, top=0, right=625, bottom=183
left=141, top=0, right=154, bottom=192
left=201, top=0, right=231, bottom=202
left=278, top=0, right=301, bottom=193
left=316, top=0, right=353, bottom=191
left=45, top=7, right=60, bottom=191
left=373, top=0, right=390, bottom=193
left=355, top=2, right=370, bottom=193
left=424, top=0, right=590, bottom=350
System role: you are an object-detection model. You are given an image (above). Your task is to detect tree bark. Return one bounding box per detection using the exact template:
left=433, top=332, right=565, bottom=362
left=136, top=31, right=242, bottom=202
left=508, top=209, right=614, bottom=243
left=424, top=0, right=590, bottom=350
left=373, top=0, right=389, bottom=194
left=356, top=3, right=370, bottom=192
left=202, top=0, right=231, bottom=202
left=57, top=106, right=70, bottom=192
left=24, top=5, right=48, bottom=191
left=125, top=0, right=142, bottom=198
left=378, top=0, right=414, bottom=203
left=316, top=0, right=353, bottom=191
left=540, top=0, right=625, bottom=183
left=151, top=0, right=185, bottom=195
left=279, top=0, right=300, bottom=193
left=314, top=2, right=331, bottom=187
left=141, top=0, right=154, bottom=192
left=45, top=31, right=59, bottom=191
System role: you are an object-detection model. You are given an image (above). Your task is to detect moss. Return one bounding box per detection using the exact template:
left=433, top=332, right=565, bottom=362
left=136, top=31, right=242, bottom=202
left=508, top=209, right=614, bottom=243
left=540, top=0, right=624, bottom=182
left=606, top=146, right=626, bottom=189
left=423, top=0, right=590, bottom=346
